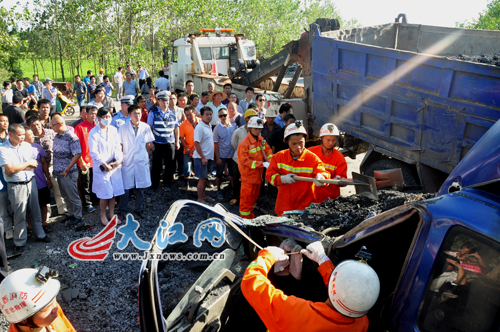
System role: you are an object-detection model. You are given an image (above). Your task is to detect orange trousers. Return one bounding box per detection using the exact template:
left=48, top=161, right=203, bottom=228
left=239, top=182, right=261, bottom=219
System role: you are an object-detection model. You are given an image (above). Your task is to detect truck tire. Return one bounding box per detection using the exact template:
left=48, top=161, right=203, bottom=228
left=362, top=159, right=419, bottom=187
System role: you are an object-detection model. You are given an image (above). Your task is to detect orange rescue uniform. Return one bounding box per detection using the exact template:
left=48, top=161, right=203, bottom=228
left=237, top=132, right=273, bottom=218
left=308, top=145, right=347, bottom=203
left=266, top=149, right=330, bottom=216
left=8, top=302, right=76, bottom=332
left=241, top=249, right=369, bottom=332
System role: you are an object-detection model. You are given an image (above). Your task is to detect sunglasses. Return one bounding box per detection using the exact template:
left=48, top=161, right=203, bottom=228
left=219, top=114, right=228, bottom=118
left=258, top=99, right=266, bottom=102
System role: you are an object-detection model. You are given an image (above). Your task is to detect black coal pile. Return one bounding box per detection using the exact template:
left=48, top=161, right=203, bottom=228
left=448, top=53, right=500, bottom=67
left=288, top=190, right=435, bottom=235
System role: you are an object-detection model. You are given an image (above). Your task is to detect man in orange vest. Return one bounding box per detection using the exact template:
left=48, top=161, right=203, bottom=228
left=237, top=117, right=273, bottom=218
left=0, top=266, right=76, bottom=332
left=241, top=241, right=380, bottom=332
left=308, top=123, right=347, bottom=203
left=266, top=121, right=330, bottom=216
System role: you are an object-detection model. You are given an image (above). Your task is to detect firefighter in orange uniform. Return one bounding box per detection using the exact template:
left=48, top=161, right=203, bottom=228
left=308, top=123, right=347, bottom=203
left=266, top=121, right=330, bottom=216
left=238, top=117, right=273, bottom=218
left=241, top=241, right=380, bottom=332
left=0, top=266, right=76, bottom=332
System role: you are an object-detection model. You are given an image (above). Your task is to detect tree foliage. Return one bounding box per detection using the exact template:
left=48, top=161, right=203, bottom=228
left=5, top=0, right=357, bottom=81
left=457, top=0, right=500, bottom=30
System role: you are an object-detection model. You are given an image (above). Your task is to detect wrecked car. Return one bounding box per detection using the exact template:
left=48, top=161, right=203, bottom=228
left=139, top=119, right=500, bottom=332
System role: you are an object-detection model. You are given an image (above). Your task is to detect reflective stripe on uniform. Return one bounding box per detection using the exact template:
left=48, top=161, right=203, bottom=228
left=270, top=173, right=279, bottom=186
left=324, top=163, right=337, bottom=171
left=247, top=257, right=268, bottom=274
left=251, top=160, right=257, bottom=169
left=249, top=146, right=262, bottom=154
left=267, top=154, right=273, bottom=159
left=277, top=163, right=313, bottom=173
left=240, top=210, right=252, bottom=216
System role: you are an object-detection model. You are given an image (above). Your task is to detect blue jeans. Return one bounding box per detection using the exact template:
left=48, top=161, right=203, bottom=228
left=77, top=94, right=85, bottom=106
left=183, top=154, right=192, bottom=177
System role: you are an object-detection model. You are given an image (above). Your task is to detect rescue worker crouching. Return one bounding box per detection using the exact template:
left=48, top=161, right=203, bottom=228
left=308, top=123, right=347, bottom=203
left=237, top=117, right=273, bottom=219
left=241, top=241, right=380, bottom=332
left=266, top=121, right=330, bottom=216
left=0, top=266, right=76, bottom=332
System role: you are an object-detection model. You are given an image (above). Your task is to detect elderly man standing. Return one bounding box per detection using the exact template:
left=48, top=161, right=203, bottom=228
left=0, top=124, right=50, bottom=255
left=208, top=91, right=227, bottom=128
left=147, top=91, right=180, bottom=193
left=227, top=102, right=245, bottom=128
left=213, top=108, right=236, bottom=200
left=51, top=114, right=83, bottom=226
left=27, top=116, right=67, bottom=216
left=118, top=105, right=155, bottom=218
left=75, top=105, right=97, bottom=213
left=262, top=107, right=281, bottom=142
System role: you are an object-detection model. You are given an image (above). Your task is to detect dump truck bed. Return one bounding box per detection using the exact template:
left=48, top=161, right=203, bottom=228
left=312, top=23, right=500, bottom=174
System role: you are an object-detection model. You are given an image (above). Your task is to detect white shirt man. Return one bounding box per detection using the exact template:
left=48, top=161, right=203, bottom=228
left=155, top=73, right=171, bottom=91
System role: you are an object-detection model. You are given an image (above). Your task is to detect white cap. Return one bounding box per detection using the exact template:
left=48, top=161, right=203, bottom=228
left=265, top=106, right=277, bottom=118
left=247, top=117, right=264, bottom=129
left=0, top=267, right=60, bottom=323
left=120, top=95, right=135, bottom=105
left=156, top=90, right=171, bottom=100
left=284, top=120, right=307, bottom=139
left=319, top=123, right=340, bottom=137
left=328, top=260, right=380, bottom=318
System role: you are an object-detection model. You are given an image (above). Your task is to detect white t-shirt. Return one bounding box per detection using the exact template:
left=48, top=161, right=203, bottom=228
left=193, top=121, right=214, bottom=160
left=208, top=103, right=227, bottom=127
left=114, top=71, right=123, bottom=84
left=138, top=69, right=149, bottom=80
left=154, top=77, right=171, bottom=91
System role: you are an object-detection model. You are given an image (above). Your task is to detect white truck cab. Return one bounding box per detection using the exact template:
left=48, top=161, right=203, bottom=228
left=169, top=29, right=256, bottom=91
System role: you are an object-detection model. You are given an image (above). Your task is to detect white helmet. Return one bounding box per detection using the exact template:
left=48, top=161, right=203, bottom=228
left=247, top=117, right=264, bottom=129
left=328, top=260, right=380, bottom=318
left=0, top=267, right=60, bottom=323
left=284, top=120, right=308, bottom=140
left=319, top=123, right=340, bottom=137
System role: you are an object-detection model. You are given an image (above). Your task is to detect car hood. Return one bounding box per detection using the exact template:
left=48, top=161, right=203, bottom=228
left=438, top=119, right=500, bottom=196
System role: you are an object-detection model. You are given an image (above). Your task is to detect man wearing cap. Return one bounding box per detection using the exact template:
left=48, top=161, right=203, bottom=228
left=238, top=117, right=273, bottom=218
left=261, top=107, right=281, bottom=142
left=111, top=96, right=133, bottom=128
left=147, top=90, right=180, bottom=192
left=96, top=67, right=104, bottom=85
left=122, top=71, right=139, bottom=101
left=229, top=109, right=259, bottom=205
left=309, top=123, right=347, bottom=202
left=2, top=94, right=25, bottom=125
left=266, top=121, right=330, bottom=216
left=208, top=90, right=227, bottom=128
left=41, top=78, right=57, bottom=115
left=275, top=103, right=293, bottom=128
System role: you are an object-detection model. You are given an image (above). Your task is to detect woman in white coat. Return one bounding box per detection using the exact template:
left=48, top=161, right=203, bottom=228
left=118, top=105, right=154, bottom=218
left=89, top=107, right=125, bottom=225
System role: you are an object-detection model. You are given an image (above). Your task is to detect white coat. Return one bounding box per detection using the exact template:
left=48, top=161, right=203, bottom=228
left=118, top=121, right=155, bottom=190
left=89, top=124, right=125, bottom=199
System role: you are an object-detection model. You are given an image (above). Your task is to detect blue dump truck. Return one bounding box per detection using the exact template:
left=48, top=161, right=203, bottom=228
left=138, top=119, right=500, bottom=332
left=310, top=19, right=500, bottom=191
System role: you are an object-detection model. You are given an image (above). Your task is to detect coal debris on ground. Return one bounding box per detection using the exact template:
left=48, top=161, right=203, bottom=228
left=286, top=190, right=435, bottom=236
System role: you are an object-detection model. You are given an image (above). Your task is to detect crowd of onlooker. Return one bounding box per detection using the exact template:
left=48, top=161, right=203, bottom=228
left=0, top=65, right=296, bottom=258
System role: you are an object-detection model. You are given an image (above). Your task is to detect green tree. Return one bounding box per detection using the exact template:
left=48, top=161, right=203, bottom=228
left=457, top=0, right=500, bottom=30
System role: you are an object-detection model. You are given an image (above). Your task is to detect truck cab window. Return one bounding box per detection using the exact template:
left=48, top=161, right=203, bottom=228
left=172, top=47, right=178, bottom=63
left=199, top=47, right=212, bottom=60
left=418, top=226, right=500, bottom=332
left=244, top=46, right=256, bottom=58
left=213, top=47, right=229, bottom=59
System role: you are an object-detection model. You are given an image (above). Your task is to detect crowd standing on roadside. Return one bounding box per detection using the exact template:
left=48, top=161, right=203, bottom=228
left=0, top=64, right=349, bottom=262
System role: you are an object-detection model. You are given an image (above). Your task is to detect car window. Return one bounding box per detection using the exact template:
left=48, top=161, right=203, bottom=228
left=213, top=47, right=229, bottom=60
left=418, top=226, right=500, bottom=332
left=171, top=47, right=178, bottom=63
